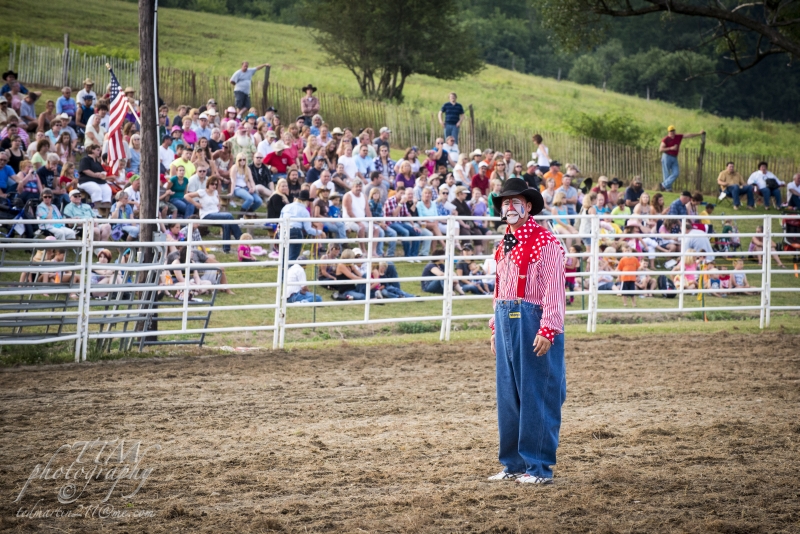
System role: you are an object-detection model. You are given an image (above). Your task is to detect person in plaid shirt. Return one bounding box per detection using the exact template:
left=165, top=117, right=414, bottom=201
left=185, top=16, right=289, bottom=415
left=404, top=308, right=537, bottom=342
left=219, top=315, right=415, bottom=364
left=486, top=177, right=566, bottom=486
left=384, top=188, right=420, bottom=259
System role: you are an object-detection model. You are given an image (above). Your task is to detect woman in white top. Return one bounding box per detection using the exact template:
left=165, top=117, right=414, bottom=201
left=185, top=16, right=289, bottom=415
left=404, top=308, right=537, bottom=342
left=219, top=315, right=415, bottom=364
left=185, top=176, right=242, bottom=254
left=578, top=191, right=597, bottom=248
left=230, top=153, right=262, bottom=213
left=453, top=154, right=470, bottom=186
left=533, top=134, right=550, bottom=173
left=394, top=147, right=421, bottom=175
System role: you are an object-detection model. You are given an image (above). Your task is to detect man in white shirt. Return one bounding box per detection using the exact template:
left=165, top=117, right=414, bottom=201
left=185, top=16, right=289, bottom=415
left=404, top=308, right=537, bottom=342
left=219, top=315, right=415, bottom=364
left=747, top=161, right=784, bottom=209
left=309, top=169, right=336, bottom=199
left=285, top=258, right=323, bottom=303
left=187, top=165, right=209, bottom=193
left=256, top=130, right=277, bottom=158
left=123, top=177, right=141, bottom=215
left=75, top=78, right=97, bottom=107
left=158, top=135, right=175, bottom=173
left=788, top=172, right=800, bottom=209
left=502, top=150, right=518, bottom=176
left=229, top=61, right=270, bottom=116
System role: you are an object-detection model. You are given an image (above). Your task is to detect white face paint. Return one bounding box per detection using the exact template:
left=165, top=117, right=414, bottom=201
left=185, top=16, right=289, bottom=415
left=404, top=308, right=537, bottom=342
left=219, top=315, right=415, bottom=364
left=501, top=198, right=526, bottom=224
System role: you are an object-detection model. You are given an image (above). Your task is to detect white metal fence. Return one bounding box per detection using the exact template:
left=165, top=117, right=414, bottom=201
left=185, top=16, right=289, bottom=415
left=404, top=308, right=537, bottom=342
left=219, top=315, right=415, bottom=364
left=0, top=213, right=798, bottom=361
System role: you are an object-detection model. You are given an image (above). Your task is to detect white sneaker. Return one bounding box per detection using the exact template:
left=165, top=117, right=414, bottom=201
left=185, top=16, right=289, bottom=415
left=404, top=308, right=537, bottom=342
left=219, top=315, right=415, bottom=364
left=718, top=191, right=727, bottom=201
left=517, top=474, right=553, bottom=485
left=487, top=470, right=524, bottom=481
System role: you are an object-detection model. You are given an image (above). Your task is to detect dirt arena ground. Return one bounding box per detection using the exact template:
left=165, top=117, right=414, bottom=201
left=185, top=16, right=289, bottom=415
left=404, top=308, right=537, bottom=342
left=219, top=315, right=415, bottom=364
left=1, top=332, right=798, bottom=533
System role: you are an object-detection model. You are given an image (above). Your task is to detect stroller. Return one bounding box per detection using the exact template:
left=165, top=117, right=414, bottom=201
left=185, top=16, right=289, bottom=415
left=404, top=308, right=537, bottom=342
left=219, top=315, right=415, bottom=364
left=782, top=216, right=800, bottom=263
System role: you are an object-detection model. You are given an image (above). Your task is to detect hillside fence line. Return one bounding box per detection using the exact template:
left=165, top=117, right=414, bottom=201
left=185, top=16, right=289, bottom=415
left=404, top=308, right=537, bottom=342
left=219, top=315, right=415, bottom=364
left=8, top=41, right=799, bottom=194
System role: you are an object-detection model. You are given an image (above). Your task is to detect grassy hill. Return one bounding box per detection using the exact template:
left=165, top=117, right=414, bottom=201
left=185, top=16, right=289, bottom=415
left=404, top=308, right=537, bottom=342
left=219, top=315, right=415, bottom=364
left=3, top=0, right=800, bottom=157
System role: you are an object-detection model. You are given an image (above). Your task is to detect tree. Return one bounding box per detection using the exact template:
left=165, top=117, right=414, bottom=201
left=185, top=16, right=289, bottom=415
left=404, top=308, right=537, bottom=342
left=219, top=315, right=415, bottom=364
left=533, top=0, right=800, bottom=76
left=304, top=0, right=484, bottom=101
left=139, top=0, right=159, bottom=257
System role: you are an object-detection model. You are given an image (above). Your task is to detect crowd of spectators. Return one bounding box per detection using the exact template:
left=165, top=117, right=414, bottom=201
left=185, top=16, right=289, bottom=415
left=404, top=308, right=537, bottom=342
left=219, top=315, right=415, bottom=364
left=1, top=66, right=797, bottom=304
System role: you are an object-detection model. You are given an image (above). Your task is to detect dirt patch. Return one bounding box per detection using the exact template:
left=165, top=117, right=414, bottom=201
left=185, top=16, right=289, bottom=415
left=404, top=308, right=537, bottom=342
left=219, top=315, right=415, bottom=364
left=1, top=333, right=798, bottom=532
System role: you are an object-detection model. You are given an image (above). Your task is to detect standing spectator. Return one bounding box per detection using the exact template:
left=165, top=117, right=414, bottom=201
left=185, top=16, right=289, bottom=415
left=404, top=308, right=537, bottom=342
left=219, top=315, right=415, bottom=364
left=616, top=245, right=640, bottom=307
left=230, top=61, right=270, bottom=117
left=286, top=260, right=323, bottom=303
left=300, top=84, right=319, bottom=126
left=716, top=161, right=754, bottom=210
left=280, top=190, right=324, bottom=261
left=658, top=125, right=704, bottom=192
left=56, top=87, right=77, bottom=127
left=747, top=161, right=784, bottom=210
left=438, top=92, right=464, bottom=143
left=787, top=173, right=800, bottom=209
left=532, top=134, right=550, bottom=174
left=185, top=176, right=242, bottom=254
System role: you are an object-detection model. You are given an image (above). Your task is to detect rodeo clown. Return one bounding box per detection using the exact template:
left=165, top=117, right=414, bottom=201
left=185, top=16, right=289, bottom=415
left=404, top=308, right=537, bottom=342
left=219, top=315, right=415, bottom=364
left=487, top=177, right=567, bottom=485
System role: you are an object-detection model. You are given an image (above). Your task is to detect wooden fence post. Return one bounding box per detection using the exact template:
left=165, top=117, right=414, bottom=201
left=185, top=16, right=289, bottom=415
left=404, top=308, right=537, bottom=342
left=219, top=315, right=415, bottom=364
left=261, top=65, right=270, bottom=113
left=61, top=34, right=70, bottom=88
left=468, top=104, right=475, bottom=152
left=695, top=132, right=706, bottom=192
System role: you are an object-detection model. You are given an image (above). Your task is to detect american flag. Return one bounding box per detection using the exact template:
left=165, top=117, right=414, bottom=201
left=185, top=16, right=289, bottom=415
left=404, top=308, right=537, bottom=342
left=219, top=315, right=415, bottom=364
left=106, top=68, right=127, bottom=174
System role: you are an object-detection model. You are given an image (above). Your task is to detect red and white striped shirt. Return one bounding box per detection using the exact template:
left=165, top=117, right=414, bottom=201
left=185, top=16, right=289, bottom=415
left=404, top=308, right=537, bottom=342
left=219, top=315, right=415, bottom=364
left=489, top=217, right=566, bottom=343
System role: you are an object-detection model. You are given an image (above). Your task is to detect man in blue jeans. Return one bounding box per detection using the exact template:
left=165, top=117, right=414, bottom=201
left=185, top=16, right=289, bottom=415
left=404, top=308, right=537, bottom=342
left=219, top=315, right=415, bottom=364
left=716, top=161, right=754, bottom=210
left=487, top=178, right=566, bottom=485
left=280, top=190, right=325, bottom=261
left=286, top=258, right=323, bottom=303
left=658, top=125, right=704, bottom=192
left=437, top=92, right=464, bottom=145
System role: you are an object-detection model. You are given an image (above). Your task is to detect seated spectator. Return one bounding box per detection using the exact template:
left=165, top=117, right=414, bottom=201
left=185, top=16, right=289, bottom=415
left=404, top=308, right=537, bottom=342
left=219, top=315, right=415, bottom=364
left=313, top=187, right=346, bottom=240
left=371, top=261, right=416, bottom=298
left=109, top=191, right=139, bottom=242
left=37, top=153, right=68, bottom=206
left=750, top=224, right=786, bottom=268
left=368, top=185, right=395, bottom=258
left=416, top=186, right=445, bottom=251
left=230, top=152, right=262, bottom=214
left=37, top=99, right=56, bottom=132
left=185, top=176, right=242, bottom=254
left=420, top=249, right=446, bottom=294
left=15, top=160, right=41, bottom=204
left=672, top=250, right=699, bottom=290
left=748, top=161, right=784, bottom=210
left=635, top=260, right=658, bottom=298
left=541, top=178, right=556, bottom=213
left=454, top=244, right=487, bottom=295
left=683, top=221, right=715, bottom=264
left=64, top=189, right=111, bottom=240
left=165, top=167, right=194, bottom=218
left=624, top=176, right=644, bottom=208
left=731, top=258, right=756, bottom=295
left=607, top=178, right=623, bottom=206
left=5, top=135, right=25, bottom=173
left=36, top=188, right=76, bottom=240
left=29, top=139, right=50, bottom=171
left=267, top=178, right=291, bottom=222
left=286, top=256, right=323, bottom=303
left=169, top=247, right=213, bottom=299
left=788, top=172, right=800, bottom=209
left=318, top=242, right=342, bottom=289
left=556, top=174, right=580, bottom=217
left=0, top=99, right=20, bottom=129
left=77, top=144, right=112, bottom=205
left=56, top=86, right=77, bottom=127
left=471, top=161, right=490, bottom=195
left=551, top=191, right=578, bottom=248
left=610, top=197, right=631, bottom=228
left=343, top=180, right=369, bottom=238
left=717, top=161, right=754, bottom=210
left=384, top=187, right=420, bottom=260
left=333, top=248, right=366, bottom=300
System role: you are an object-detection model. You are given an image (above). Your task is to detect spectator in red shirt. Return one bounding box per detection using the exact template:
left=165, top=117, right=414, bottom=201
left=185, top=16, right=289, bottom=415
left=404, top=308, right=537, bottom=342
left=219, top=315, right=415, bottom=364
left=659, top=124, right=704, bottom=193
left=471, top=161, right=490, bottom=195
left=263, top=140, right=291, bottom=180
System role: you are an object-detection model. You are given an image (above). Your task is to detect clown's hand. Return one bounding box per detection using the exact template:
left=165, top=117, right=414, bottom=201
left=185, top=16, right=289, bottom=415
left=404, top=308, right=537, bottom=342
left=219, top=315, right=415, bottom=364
left=533, top=335, right=551, bottom=357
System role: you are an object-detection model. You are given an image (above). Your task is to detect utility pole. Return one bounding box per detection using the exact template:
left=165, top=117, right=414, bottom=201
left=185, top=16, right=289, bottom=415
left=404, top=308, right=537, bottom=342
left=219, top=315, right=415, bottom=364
left=139, top=0, right=159, bottom=259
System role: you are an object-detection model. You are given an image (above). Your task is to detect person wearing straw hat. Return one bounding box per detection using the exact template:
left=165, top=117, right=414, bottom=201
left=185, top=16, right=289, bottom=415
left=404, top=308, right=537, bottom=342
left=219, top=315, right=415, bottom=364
left=76, top=78, right=97, bottom=107
left=300, top=84, right=319, bottom=127
left=486, top=177, right=566, bottom=485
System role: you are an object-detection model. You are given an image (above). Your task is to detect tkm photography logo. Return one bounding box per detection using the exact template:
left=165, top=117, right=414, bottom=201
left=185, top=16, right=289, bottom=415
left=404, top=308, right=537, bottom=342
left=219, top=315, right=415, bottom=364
left=14, top=438, right=161, bottom=506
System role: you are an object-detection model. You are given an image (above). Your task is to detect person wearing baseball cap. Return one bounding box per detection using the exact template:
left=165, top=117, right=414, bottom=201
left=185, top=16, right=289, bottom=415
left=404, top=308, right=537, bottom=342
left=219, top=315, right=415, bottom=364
left=486, top=177, right=566, bottom=485
left=374, top=126, right=391, bottom=150
left=193, top=112, right=212, bottom=140
left=522, top=160, right=542, bottom=190
left=659, top=124, right=705, bottom=192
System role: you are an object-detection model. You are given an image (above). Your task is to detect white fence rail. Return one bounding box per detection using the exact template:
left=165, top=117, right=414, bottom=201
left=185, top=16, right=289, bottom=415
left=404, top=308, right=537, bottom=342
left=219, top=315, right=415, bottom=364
left=0, top=213, right=798, bottom=362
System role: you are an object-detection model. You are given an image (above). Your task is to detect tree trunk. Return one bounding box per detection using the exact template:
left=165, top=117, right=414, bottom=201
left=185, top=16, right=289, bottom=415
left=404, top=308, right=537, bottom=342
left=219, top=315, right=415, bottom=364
left=139, top=0, right=159, bottom=261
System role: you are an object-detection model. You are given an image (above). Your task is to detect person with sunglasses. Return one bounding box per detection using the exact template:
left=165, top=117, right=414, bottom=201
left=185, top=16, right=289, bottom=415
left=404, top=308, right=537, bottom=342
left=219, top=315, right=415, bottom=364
left=185, top=176, right=242, bottom=254
left=36, top=188, right=76, bottom=240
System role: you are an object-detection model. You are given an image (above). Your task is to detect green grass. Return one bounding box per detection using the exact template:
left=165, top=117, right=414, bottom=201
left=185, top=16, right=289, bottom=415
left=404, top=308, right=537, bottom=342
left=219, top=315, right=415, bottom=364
left=3, top=0, right=800, bottom=156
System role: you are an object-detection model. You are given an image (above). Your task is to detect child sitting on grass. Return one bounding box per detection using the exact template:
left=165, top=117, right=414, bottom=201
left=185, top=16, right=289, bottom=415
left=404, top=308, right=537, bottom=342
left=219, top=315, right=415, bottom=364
left=468, top=261, right=491, bottom=295
left=238, top=233, right=255, bottom=262
left=731, top=258, right=756, bottom=295
left=635, top=261, right=657, bottom=298
left=616, top=245, right=640, bottom=307
left=704, top=260, right=725, bottom=298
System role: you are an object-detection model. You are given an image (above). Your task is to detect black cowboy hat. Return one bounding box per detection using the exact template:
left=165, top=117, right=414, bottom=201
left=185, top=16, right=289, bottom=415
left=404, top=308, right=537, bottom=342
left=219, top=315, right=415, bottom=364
left=579, top=177, right=593, bottom=194
left=301, top=84, right=318, bottom=93
left=2, top=70, right=18, bottom=81
left=491, top=177, right=544, bottom=216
